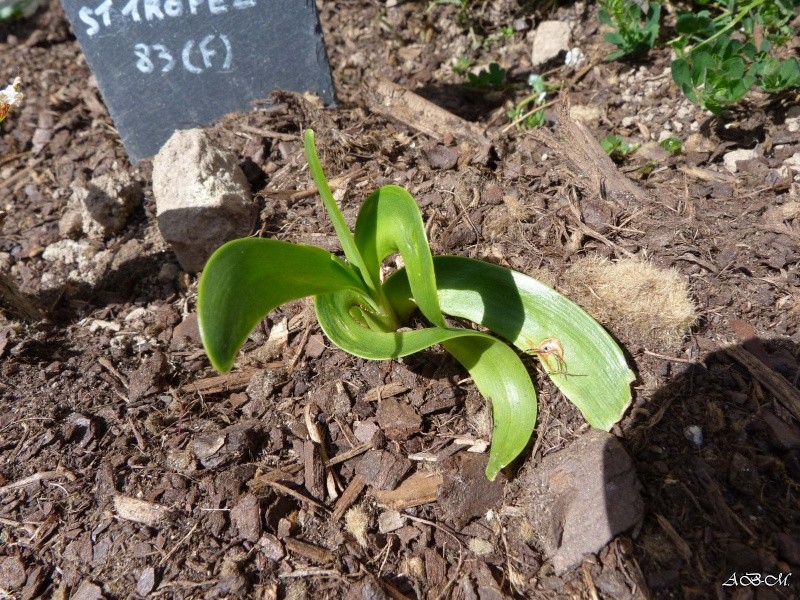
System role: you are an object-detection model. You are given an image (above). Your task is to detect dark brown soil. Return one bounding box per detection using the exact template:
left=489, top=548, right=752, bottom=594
left=2, top=1, right=800, bottom=598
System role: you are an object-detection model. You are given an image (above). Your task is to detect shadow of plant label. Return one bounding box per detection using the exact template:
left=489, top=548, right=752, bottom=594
left=58, top=0, right=335, bottom=161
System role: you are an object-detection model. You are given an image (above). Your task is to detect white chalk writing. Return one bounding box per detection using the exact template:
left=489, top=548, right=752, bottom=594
left=133, top=35, right=232, bottom=74
left=78, top=0, right=256, bottom=36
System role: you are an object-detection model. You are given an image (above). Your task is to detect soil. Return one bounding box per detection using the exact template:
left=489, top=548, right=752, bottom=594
left=2, top=1, right=800, bottom=599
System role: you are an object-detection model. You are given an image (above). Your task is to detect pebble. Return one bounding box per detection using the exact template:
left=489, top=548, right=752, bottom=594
left=684, top=425, right=704, bottom=448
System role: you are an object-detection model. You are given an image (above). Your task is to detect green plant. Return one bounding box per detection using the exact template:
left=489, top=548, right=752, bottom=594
left=466, top=62, right=507, bottom=90
left=598, top=0, right=661, bottom=60
left=601, top=134, right=641, bottom=160
left=670, top=0, right=800, bottom=113
left=197, top=130, right=634, bottom=480
left=660, top=136, right=683, bottom=155
left=506, top=73, right=555, bottom=130
left=452, top=55, right=475, bottom=75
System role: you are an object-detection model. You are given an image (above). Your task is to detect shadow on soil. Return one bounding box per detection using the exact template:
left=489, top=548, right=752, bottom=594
left=621, top=337, right=800, bottom=597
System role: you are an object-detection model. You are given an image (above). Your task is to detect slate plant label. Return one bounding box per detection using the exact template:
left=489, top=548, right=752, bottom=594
left=60, top=0, right=335, bottom=162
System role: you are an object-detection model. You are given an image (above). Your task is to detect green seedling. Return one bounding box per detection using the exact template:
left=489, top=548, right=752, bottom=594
left=506, top=73, right=555, bottom=130
left=452, top=55, right=475, bottom=75
left=660, top=136, right=683, bottom=155
left=598, top=0, right=661, bottom=60
left=601, top=134, right=641, bottom=161
left=197, top=130, right=635, bottom=480
left=466, top=62, right=507, bottom=90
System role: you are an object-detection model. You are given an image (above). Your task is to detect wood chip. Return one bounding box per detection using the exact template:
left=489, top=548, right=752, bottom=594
left=325, top=443, right=371, bottom=467
left=655, top=513, right=692, bottom=561
left=113, top=494, right=169, bottom=526
left=532, top=99, right=651, bottom=211
left=365, top=77, right=490, bottom=163
left=725, top=345, right=800, bottom=422
left=0, top=468, right=75, bottom=495
left=364, top=382, right=409, bottom=402
left=284, top=537, right=336, bottom=563
left=332, top=475, right=366, bottom=520
left=304, top=440, right=325, bottom=501
left=0, top=271, right=46, bottom=321
left=179, top=369, right=257, bottom=394
left=371, top=471, right=443, bottom=509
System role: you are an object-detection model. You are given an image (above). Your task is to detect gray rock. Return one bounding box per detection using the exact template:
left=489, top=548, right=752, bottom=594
left=153, top=129, right=256, bottom=272
left=67, top=172, right=142, bottom=240
left=531, top=21, right=572, bottom=67
left=520, top=430, right=644, bottom=575
left=723, top=148, right=759, bottom=173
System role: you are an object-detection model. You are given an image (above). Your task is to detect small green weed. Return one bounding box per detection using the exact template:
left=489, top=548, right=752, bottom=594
left=598, top=0, right=661, bottom=60
left=670, top=0, right=800, bottom=113
left=452, top=55, right=475, bottom=75
left=506, top=73, right=556, bottom=130
left=660, top=136, right=683, bottom=155
left=599, top=0, right=800, bottom=113
left=601, top=134, right=641, bottom=161
left=466, top=62, right=507, bottom=90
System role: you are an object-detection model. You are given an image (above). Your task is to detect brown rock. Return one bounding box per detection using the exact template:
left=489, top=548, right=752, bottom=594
left=424, top=144, right=459, bottom=170
left=193, top=421, right=262, bottom=469
left=519, top=430, right=644, bottom=575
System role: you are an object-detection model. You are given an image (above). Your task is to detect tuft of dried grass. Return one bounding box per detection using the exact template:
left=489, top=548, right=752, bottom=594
left=344, top=504, right=370, bottom=548
left=560, top=256, right=696, bottom=351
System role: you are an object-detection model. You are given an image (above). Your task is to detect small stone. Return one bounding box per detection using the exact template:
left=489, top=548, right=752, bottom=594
left=128, top=351, right=168, bottom=402
left=376, top=398, right=421, bottom=440
left=193, top=420, right=262, bottom=469
left=355, top=450, right=411, bottom=490
left=437, top=453, right=505, bottom=529
left=157, top=262, right=180, bottom=284
left=153, top=128, right=256, bottom=272
left=353, top=420, right=380, bottom=444
left=684, top=425, right=703, bottom=448
left=424, top=144, right=458, bottom=170
left=259, top=533, right=285, bottom=561
left=71, top=581, right=104, bottom=600
left=377, top=510, right=406, bottom=533
left=468, top=538, right=495, bottom=556
left=569, top=104, right=601, bottom=125
left=136, top=567, right=157, bottom=597
left=68, top=172, right=142, bottom=240
left=723, top=148, right=759, bottom=173
left=728, top=452, right=760, bottom=495
left=531, top=21, right=572, bottom=66
left=58, top=209, right=83, bottom=240
left=170, top=313, right=201, bottom=350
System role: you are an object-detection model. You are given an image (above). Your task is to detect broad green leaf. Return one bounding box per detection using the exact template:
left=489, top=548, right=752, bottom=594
left=197, top=238, right=368, bottom=373
left=385, top=256, right=635, bottom=430
left=315, top=290, right=536, bottom=480
left=354, top=185, right=446, bottom=328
